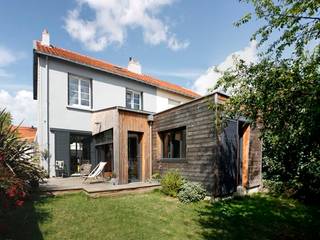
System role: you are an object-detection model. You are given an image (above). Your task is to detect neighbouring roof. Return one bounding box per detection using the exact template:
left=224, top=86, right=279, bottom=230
left=33, top=41, right=200, bottom=99
left=15, top=126, right=37, bottom=142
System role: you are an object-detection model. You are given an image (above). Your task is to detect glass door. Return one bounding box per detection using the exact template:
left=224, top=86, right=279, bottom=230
left=69, top=134, right=91, bottom=175
left=128, top=132, right=141, bottom=182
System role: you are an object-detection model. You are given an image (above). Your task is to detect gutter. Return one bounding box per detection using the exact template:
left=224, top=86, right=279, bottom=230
left=147, top=115, right=154, bottom=179
left=46, top=56, right=51, bottom=177
left=32, top=51, right=38, bottom=100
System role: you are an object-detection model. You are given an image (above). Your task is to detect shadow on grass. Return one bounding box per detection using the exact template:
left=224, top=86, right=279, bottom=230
left=197, top=194, right=320, bottom=240
left=2, top=193, right=54, bottom=240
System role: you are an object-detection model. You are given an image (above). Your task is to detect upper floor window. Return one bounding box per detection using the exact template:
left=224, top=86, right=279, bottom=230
left=68, top=74, right=91, bottom=108
left=161, top=127, right=186, bottom=159
left=126, top=89, right=141, bottom=110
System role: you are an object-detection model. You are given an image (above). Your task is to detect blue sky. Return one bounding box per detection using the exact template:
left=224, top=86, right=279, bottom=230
left=0, top=0, right=259, bottom=125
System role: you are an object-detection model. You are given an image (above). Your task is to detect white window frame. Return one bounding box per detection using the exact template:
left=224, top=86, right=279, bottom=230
left=126, top=89, right=142, bottom=110
left=68, top=74, right=91, bottom=109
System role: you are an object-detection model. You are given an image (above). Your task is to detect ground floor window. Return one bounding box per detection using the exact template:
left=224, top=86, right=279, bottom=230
left=69, top=134, right=91, bottom=174
left=161, top=127, right=186, bottom=159
left=94, top=129, right=114, bottom=174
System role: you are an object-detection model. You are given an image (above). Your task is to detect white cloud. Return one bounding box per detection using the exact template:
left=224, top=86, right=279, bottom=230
left=0, top=46, right=19, bottom=67
left=0, top=47, right=33, bottom=125
left=0, top=69, right=12, bottom=78
left=64, top=0, right=189, bottom=51
left=167, top=35, right=189, bottom=51
left=0, top=46, right=25, bottom=66
left=0, top=45, right=25, bottom=80
left=0, top=90, right=36, bottom=126
left=192, top=41, right=257, bottom=95
left=0, top=46, right=16, bottom=79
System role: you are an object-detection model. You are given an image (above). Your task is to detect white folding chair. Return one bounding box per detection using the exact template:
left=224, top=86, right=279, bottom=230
left=83, top=162, right=107, bottom=183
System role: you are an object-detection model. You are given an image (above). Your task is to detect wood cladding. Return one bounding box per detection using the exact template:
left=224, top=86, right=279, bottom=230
left=92, top=92, right=262, bottom=194
left=118, top=110, right=151, bottom=184
left=247, top=124, right=262, bottom=188
left=241, top=125, right=250, bottom=188
left=153, top=93, right=262, bottom=196
left=92, top=108, right=151, bottom=184
left=153, top=95, right=222, bottom=194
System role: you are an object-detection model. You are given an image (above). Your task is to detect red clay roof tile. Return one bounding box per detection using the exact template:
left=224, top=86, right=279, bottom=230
left=34, top=41, right=200, bottom=99
left=15, top=126, right=37, bottom=142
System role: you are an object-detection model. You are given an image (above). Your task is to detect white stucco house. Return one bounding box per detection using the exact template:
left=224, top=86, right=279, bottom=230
left=33, top=30, right=200, bottom=179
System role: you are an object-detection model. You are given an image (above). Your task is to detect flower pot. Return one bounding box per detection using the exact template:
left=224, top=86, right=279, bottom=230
left=111, top=178, right=118, bottom=185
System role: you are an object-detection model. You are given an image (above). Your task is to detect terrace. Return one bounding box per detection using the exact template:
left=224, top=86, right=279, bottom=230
left=40, top=177, right=160, bottom=197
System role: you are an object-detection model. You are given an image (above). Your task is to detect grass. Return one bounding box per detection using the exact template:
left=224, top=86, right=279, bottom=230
left=3, top=190, right=320, bottom=240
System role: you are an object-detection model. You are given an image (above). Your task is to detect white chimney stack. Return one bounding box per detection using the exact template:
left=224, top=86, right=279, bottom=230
left=41, top=29, right=50, bottom=46
left=127, top=57, right=142, bottom=74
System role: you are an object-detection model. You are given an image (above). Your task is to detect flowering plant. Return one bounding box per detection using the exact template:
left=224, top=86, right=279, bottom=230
left=0, top=109, right=44, bottom=235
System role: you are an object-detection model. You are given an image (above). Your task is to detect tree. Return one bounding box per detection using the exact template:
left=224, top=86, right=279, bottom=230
left=236, top=0, right=320, bottom=57
left=215, top=0, right=320, bottom=200
left=217, top=48, right=320, bottom=199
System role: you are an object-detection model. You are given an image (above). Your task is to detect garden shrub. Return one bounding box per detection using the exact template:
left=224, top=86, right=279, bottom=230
left=151, top=173, right=161, bottom=181
left=0, top=109, right=45, bottom=234
left=0, top=168, right=26, bottom=210
left=177, top=181, right=206, bottom=203
left=160, top=170, right=183, bottom=197
left=148, top=173, right=161, bottom=183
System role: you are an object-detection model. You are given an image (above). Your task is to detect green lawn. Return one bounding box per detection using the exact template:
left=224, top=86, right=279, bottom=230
left=4, top=190, right=320, bottom=240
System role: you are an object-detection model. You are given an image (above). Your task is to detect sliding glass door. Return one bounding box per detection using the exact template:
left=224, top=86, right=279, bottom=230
left=69, top=134, right=91, bottom=175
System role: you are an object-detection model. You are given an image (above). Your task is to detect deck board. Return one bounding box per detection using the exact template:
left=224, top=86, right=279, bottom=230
left=40, top=177, right=160, bottom=195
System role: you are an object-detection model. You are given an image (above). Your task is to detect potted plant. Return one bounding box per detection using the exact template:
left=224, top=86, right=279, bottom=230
left=110, top=172, right=118, bottom=185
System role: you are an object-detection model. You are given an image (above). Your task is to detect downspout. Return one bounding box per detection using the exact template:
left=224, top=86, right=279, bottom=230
left=46, top=56, right=50, bottom=177
left=149, top=123, right=152, bottom=179
left=147, top=115, right=154, bottom=179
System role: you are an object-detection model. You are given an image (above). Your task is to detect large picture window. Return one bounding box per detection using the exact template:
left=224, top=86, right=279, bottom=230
left=126, top=89, right=141, bottom=110
left=68, top=74, right=91, bottom=108
left=161, top=127, right=186, bottom=159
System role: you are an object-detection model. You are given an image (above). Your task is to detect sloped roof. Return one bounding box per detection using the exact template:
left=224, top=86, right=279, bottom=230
left=34, top=41, right=200, bottom=99
left=15, top=126, right=37, bottom=142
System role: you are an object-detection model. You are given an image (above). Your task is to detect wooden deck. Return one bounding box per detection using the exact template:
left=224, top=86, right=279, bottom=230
left=40, top=177, right=160, bottom=196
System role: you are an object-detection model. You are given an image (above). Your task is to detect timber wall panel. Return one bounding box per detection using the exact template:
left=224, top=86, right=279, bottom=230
left=119, top=110, right=151, bottom=184
left=247, top=124, right=262, bottom=188
left=153, top=95, right=221, bottom=194
left=153, top=93, right=262, bottom=196
left=242, top=125, right=250, bottom=188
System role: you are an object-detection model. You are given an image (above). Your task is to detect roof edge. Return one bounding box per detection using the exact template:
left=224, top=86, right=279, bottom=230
left=33, top=45, right=200, bottom=99
left=93, top=106, right=154, bottom=115
left=153, top=90, right=229, bottom=116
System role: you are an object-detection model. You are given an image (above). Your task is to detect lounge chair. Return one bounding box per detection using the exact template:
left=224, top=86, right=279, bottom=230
left=80, top=163, right=92, bottom=177
left=83, top=162, right=107, bottom=183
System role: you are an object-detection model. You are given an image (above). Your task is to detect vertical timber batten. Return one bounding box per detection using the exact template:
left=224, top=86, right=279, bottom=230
left=241, top=125, right=250, bottom=188
left=118, top=110, right=151, bottom=184
left=92, top=108, right=151, bottom=184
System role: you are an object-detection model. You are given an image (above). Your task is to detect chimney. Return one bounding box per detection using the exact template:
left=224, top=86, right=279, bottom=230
left=41, top=29, right=50, bottom=46
left=127, top=57, right=142, bottom=74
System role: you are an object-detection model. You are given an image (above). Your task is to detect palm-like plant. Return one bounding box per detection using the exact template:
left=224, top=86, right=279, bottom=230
left=0, top=109, right=45, bottom=183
